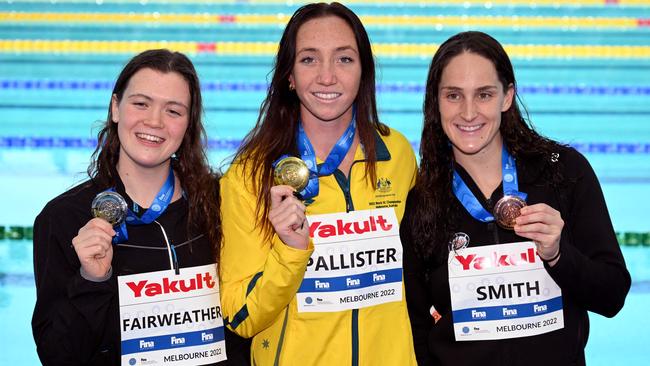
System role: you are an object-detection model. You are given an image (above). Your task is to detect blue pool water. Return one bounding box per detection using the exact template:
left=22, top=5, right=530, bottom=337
left=1, top=0, right=649, bottom=365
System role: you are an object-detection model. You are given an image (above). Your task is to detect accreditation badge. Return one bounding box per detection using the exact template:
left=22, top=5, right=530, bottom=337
left=448, top=241, right=564, bottom=341
left=297, top=207, right=403, bottom=312
left=118, top=264, right=227, bottom=365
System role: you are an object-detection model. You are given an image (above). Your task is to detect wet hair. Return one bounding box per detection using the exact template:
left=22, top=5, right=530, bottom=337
left=88, top=49, right=221, bottom=262
left=408, top=31, right=562, bottom=261
left=232, top=2, right=388, bottom=238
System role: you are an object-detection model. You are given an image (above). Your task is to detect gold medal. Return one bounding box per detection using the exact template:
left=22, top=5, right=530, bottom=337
left=273, top=156, right=310, bottom=192
left=91, top=191, right=128, bottom=225
left=493, top=195, right=527, bottom=230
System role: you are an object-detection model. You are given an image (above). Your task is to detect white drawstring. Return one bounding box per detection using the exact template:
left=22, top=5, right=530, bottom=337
left=153, top=220, right=177, bottom=273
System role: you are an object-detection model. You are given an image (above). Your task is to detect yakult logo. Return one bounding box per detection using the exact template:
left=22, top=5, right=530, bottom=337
left=309, top=215, right=393, bottom=239
left=455, top=248, right=536, bottom=271
left=126, top=272, right=216, bottom=298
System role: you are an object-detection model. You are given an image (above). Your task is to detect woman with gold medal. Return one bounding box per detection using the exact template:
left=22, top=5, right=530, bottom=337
left=219, top=2, right=418, bottom=365
left=401, top=31, right=631, bottom=366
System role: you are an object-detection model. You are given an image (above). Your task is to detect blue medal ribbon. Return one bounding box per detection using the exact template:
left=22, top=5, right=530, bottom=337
left=274, top=110, right=356, bottom=200
left=452, top=145, right=527, bottom=223
left=111, top=166, right=176, bottom=244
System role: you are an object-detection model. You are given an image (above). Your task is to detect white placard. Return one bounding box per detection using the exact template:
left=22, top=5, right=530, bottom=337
left=297, top=208, right=403, bottom=312
left=448, top=241, right=564, bottom=341
left=118, top=264, right=227, bottom=365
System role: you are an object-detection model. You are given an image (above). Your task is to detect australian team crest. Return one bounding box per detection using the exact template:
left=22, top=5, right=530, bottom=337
left=376, top=177, right=392, bottom=193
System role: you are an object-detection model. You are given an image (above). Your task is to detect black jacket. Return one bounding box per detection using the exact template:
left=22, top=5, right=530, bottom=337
left=402, top=147, right=630, bottom=366
left=32, top=177, right=250, bottom=366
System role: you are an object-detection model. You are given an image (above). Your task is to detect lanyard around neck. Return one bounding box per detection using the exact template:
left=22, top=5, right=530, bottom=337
left=295, top=111, right=356, bottom=200
left=452, top=145, right=527, bottom=223
left=112, top=165, right=175, bottom=244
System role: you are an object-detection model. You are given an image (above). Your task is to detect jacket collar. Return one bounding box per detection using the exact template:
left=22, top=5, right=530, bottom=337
left=351, top=128, right=391, bottom=163
left=372, top=129, right=391, bottom=162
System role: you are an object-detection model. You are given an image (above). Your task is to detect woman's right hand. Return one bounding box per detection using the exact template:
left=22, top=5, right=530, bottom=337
left=71, top=218, right=115, bottom=280
left=269, top=185, right=309, bottom=250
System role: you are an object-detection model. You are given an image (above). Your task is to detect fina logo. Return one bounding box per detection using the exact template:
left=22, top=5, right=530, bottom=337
left=471, top=309, right=487, bottom=319
left=372, top=273, right=386, bottom=283
left=462, top=326, right=470, bottom=334
left=346, top=277, right=361, bottom=287
left=305, top=297, right=313, bottom=304
left=129, top=358, right=137, bottom=366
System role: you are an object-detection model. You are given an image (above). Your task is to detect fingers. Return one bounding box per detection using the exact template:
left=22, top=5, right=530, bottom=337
left=270, top=185, right=298, bottom=210
left=75, top=219, right=114, bottom=244
left=515, top=203, right=563, bottom=231
left=269, top=195, right=307, bottom=233
left=514, top=203, right=562, bottom=259
left=78, top=217, right=116, bottom=237
left=72, top=218, right=115, bottom=263
left=515, top=222, right=557, bottom=236
left=269, top=186, right=309, bottom=249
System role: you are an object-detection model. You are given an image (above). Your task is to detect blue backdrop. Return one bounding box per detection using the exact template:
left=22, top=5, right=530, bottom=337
left=1, top=0, right=648, bottom=364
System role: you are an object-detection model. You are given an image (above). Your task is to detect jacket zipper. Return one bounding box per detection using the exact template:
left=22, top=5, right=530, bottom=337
left=333, top=161, right=361, bottom=365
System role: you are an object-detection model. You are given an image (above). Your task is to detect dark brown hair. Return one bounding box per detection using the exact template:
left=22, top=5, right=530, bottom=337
left=87, top=49, right=221, bottom=262
left=233, top=2, right=388, bottom=238
left=410, top=31, right=561, bottom=261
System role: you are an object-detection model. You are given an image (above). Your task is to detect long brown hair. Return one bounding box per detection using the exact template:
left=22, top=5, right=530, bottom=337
left=87, top=49, right=221, bottom=262
left=410, top=31, right=562, bottom=262
left=233, top=2, right=388, bottom=239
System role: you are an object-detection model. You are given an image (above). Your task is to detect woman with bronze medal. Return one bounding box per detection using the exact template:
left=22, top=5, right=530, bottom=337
left=220, top=3, right=418, bottom=365
left=32, top=49, right=250, bottom=365
left=401, top=31, right=631, bottom=366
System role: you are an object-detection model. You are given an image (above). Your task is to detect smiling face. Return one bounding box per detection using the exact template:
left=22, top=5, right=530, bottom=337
left=288, top=15, right=361, bottom=127
left=438, top=51, right=514, bottom=162
left=111, top=68, right=190, bottom=172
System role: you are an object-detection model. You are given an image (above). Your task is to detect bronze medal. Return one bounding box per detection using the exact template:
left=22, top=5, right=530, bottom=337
left=273, top=156, right=310, bottom=192
left=493, top=195, right=527, bottom=230
left=91, top=191, right=128, bottom=225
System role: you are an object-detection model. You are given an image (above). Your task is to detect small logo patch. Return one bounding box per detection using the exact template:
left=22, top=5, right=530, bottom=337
left=376, top=177, right=392, bottom=193
left=449, top=232, right=470, bottom=252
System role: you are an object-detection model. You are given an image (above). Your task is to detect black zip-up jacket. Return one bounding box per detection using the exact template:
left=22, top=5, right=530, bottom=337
left=402, top=146, right=630, bottom=366
left=32, top=177, right=250, bottom=366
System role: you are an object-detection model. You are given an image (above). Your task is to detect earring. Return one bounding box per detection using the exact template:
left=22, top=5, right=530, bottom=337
left=171, top=152, right=178, bottom=160
left=289, top=83, right=295, bottom=91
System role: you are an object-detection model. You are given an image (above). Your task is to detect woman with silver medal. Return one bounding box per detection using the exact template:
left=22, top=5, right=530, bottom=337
left=401, top=32, right=630, bottom=366
left=32, top=49, right=250, bottom=366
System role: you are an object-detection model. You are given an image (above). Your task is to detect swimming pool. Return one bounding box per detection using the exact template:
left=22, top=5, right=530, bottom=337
left=1, top=0, right=649, bottom=364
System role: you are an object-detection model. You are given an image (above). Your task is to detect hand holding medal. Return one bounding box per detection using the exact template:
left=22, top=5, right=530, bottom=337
left=270, top=156, right=310, bottom=250
left=513, top=203, right=564, bottom=266
left=70, top=191, right=127, bottom=280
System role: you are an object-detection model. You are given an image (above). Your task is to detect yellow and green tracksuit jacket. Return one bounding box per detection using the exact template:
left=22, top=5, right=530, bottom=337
left=220, top=128, right=418, bottom=366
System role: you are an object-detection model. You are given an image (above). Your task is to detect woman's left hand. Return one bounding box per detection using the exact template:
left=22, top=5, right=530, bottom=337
left=514, top=203, right=564, bottom=266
